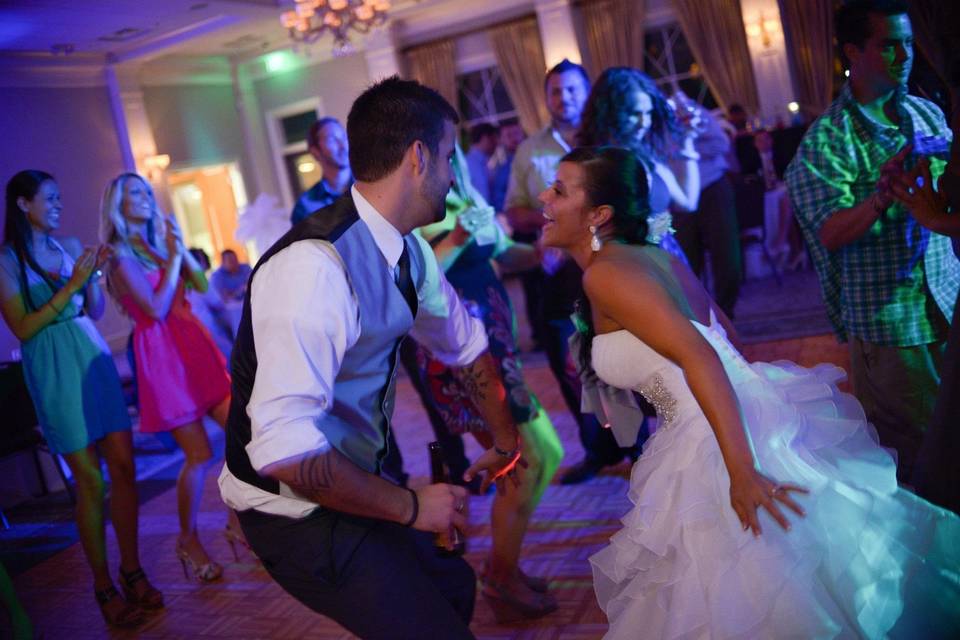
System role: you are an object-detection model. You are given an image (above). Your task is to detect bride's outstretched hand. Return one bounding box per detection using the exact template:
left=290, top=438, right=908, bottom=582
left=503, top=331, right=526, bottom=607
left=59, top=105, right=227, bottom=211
left=729, top=468, right=808, bottom=537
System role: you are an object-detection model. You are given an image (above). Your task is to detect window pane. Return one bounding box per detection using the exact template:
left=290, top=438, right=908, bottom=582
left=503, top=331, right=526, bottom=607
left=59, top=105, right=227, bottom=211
left=644, top=27, right=668, bottom=80
left=492, top=75, right=515, bottom=115
left=281, top=111, right=317, bottom=146
left=678, top=77, right=718, bottom=110
left=666, top=25, right=697, bottom=77
left=457, top=67, right=518, bottom=129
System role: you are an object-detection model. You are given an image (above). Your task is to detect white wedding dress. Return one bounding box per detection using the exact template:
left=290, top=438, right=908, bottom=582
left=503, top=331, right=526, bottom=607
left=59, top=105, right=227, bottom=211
left=589, top=312, right=960, bottom=639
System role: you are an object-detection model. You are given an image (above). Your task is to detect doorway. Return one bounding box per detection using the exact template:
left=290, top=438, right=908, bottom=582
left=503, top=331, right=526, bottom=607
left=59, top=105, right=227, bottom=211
left=166, top=163, right=252, bottom=267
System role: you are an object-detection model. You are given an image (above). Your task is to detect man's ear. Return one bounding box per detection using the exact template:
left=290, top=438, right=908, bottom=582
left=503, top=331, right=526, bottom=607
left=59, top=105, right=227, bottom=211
left=411, top=140, right=427, bottom=176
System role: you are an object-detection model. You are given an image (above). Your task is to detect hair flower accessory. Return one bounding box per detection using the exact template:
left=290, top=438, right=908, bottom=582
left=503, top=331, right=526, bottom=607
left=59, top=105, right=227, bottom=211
left=646, top=211, right=674, bottom=244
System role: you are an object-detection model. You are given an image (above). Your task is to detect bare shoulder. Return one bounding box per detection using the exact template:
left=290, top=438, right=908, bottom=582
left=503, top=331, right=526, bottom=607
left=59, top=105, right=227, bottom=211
left=583, top=250, right=658, bottom=300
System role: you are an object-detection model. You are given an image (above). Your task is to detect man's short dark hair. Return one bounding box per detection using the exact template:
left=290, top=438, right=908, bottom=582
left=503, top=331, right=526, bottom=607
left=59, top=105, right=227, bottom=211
left=347, top=76, right=459, bottom=182
left=470, top=122, right=499, bottom=144
left=836, top=0, right=909, bottom=53
left=544, top=59, right=591, bottom=93
left=221, top=248, right=237, bottom=259
left=307, top=117, right=340, bottom=148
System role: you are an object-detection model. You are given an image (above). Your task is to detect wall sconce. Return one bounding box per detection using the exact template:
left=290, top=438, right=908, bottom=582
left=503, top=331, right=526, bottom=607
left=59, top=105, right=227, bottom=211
left=744, top=12, right=780, bottom=48
left=143, top=154, right=171, bottom=181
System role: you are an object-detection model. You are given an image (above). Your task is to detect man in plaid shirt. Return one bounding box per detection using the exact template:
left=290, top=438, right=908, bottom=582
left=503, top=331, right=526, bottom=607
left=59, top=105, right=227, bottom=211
left=786, top=0, right=958, bottom=482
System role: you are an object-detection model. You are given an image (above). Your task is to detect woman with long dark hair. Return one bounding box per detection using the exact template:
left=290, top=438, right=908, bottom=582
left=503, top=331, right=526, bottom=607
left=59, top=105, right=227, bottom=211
left=101, top=172, right=234, bottom=583
left=0, top=170, right=161, bottom=627
left=540, top=146, right=959, bottom=638
left=578, top=67, right=701, bottom=259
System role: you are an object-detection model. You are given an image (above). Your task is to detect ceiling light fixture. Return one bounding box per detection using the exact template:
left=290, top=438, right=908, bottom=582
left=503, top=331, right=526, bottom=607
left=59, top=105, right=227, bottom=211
left=280, top=0, right=391, bottom=54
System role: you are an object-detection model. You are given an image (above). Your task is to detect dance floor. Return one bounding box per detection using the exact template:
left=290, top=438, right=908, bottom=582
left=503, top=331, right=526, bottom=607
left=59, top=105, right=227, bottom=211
left=7, top=326, right=849, bottom=639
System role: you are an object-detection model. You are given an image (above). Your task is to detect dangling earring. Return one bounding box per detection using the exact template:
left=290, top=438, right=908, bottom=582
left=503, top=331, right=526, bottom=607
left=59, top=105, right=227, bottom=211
left=589, top=225, right=602, bottom=252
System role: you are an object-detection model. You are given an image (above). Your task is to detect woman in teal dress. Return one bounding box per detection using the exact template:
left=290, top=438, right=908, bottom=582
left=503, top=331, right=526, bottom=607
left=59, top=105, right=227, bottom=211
left=0, top=170, right=161, bottom=628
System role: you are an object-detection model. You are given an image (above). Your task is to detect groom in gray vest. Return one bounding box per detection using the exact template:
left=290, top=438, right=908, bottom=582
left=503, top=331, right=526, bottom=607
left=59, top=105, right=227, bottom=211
left=219, top=77, right=523, bottom=639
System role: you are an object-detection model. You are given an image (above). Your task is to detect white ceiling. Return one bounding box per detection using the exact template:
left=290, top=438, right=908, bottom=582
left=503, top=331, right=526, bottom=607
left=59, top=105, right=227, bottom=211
left=0, top=0, right=288, bottom=60
left=0, top=0, right=535, bottom=64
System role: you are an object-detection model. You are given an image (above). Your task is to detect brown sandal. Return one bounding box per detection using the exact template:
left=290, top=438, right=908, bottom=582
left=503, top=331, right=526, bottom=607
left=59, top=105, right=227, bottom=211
left=119, top=567, right=164, bottom=610
left=95, top=584, right=145, bottom=628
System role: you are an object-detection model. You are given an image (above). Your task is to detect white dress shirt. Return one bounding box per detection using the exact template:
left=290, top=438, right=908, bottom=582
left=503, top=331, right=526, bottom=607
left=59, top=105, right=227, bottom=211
left=219, top=186, right=488, bottom=518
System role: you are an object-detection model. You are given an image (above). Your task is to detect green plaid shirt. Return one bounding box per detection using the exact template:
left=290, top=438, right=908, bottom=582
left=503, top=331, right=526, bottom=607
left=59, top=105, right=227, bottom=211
left=786, top=83, right=958, bottom=346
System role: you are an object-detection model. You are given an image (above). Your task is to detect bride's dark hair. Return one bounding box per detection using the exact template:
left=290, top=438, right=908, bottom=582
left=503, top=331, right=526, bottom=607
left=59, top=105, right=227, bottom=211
left=560, top=145, right=652, bottom=372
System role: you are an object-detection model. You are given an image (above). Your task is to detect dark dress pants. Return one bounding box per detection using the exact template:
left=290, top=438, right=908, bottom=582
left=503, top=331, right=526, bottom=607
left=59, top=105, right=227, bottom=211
left=674, top=175, right=742, bottom=318
left=912, top=291, right=960, bottom=514
left=238, top=507, right=476, bottom=640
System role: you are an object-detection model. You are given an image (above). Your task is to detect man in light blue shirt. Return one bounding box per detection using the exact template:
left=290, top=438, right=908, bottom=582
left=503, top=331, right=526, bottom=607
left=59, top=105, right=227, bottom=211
left=465, top=122, right=498, bottom=204
left=290, top=118, right=353, bottom=225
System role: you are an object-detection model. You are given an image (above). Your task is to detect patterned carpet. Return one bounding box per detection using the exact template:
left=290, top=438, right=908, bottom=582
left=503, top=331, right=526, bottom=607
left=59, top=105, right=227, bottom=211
left=3, top=328, right=851, bottom=639
left=731, top=269, right=834, bottom=344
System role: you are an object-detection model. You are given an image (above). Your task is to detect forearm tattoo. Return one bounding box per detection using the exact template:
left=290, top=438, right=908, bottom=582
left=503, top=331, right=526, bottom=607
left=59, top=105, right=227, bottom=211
left=290, top=451, right=336, bottom=496
left=457, top=359, right=490, bottom=403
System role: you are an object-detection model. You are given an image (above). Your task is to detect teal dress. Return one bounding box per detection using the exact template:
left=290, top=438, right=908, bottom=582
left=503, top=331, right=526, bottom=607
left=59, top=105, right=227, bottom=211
left=3, top=243, right=131, bottom=454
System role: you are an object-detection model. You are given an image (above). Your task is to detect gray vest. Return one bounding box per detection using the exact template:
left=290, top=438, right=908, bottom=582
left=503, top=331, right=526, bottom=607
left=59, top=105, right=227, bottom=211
left=225, top=194, right=424, bottom=493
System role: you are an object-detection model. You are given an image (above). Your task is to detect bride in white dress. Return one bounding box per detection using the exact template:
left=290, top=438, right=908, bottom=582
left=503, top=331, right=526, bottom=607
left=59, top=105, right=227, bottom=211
left=538, top=146, right=960, bottom=639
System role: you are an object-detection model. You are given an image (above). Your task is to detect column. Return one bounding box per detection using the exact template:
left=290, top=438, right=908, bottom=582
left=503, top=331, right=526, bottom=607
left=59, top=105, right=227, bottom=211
left=534, top=0, right=585, bottom=69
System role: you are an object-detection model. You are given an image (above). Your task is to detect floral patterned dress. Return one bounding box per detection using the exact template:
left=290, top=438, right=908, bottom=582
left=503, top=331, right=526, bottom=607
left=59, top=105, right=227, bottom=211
left=411, top=237, right=536, bottom=434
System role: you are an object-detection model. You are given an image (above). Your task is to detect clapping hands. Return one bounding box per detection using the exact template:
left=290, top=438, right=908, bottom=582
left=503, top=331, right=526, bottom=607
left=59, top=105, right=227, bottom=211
left=889, top=158, right=951, bottom=233
left=66, top=245, right=114, bottom=293
left=164, top=215, right=186, bottom=262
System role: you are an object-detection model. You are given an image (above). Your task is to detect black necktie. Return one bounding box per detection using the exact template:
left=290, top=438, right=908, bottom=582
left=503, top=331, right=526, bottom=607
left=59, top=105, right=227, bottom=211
left=396, top=242, right=418, bottom=317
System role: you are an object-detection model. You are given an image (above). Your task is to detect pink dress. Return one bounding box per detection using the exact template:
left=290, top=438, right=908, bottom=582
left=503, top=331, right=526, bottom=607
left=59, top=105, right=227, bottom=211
left=120, top=268, right=231, bottom=432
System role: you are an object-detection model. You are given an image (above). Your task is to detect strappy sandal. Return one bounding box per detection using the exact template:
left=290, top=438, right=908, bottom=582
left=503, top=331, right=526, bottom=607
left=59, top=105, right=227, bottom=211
left=175, top=542, right=223, bottom=583
left=94, top=584, right=145, bottom=628
left=119, top=566, right=164, bottom=610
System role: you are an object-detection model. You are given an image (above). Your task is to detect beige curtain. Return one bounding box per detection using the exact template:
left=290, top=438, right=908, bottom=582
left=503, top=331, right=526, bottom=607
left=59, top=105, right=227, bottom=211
left=488, top=17, right=551, bottom=134
left=671, top=0, right=760, bottom=114
left=580, top=0, right=647, bottom=77
left=404, top=39, right=459, bottom=114
left=778, top=0, right=833, bottom=119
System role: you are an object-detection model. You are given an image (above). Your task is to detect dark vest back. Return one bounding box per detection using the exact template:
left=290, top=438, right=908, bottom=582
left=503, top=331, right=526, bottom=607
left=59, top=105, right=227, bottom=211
left=225, top=194, right=422, bottom=494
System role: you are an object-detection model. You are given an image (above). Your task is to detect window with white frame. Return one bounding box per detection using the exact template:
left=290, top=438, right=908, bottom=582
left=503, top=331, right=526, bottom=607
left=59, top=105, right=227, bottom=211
left=456, top=66, right=518, bottom=130
left=644, top=22, right=719, bottom=109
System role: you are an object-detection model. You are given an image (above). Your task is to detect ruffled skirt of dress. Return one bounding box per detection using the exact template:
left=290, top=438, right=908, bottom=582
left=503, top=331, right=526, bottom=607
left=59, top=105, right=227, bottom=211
left=590, top=360, right=960, bottom=640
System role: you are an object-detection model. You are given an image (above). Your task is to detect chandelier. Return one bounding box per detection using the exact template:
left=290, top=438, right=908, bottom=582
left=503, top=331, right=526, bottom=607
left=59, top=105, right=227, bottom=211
left=280, top=0, right=392, bottom=49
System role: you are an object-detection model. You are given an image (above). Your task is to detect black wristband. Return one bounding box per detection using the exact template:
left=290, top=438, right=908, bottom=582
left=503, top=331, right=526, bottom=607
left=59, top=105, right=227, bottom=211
left=403, top=487, right=418, bottom=527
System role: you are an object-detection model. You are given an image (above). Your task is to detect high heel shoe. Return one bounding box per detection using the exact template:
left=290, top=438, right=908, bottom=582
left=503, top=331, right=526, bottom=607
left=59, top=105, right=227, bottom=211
left=119, top=566, right=164, bottom=610
left=95, top=584, right=145, bottom=628
left=224, top=524, right=252, bottom=561
left=481, top=580, right=558, bottom=624
left=175, top=542, right=223, bottom=583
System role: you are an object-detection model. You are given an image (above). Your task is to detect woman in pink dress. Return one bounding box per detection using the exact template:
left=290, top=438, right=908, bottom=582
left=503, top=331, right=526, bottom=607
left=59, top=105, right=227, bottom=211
left=101, top=173, right=233, bottom=582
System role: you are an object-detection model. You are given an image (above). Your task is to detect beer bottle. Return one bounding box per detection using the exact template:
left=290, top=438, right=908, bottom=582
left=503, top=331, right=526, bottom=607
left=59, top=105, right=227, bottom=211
left=428, top=441, right=466, bottom=556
